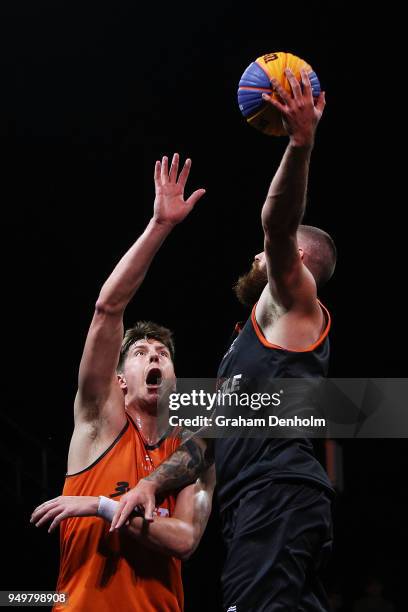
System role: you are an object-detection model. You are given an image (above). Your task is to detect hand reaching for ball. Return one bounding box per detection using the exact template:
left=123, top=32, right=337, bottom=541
left=262, top=68, right=326, bottom=148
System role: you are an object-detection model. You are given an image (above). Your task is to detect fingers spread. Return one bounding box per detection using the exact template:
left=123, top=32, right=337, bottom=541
left=161, top=156, right=169, bottom=183
left=315, top=91, right=326, bottom=113
left=270, top=78, right=290, bottom=107
left=285, top=68, right=302, bottom=99
left=154, top=160, right=161, bottom=184
left=186, top=188, right=206, bottom=208
left=300, top=69, right=313, bottom=102
left=177, top=158, right=191, bottom=189
left=262, top=92, right=286, bottom=113
left=168, top=153, right=179, bottom=182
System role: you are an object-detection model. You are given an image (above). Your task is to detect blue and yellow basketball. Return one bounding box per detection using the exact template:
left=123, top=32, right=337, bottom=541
left=237, top=52, right=321, bottom=136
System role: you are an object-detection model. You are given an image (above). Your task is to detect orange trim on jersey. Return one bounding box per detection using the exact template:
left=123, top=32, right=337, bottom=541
left=251, top=300, right=331, bottom=353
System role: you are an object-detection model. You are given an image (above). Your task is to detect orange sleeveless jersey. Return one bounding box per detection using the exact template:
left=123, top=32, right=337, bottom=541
left=54, top=416, right=183, bottom=612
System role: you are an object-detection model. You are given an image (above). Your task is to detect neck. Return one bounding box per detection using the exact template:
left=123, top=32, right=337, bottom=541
left=126, top=404, right=168, bottom=446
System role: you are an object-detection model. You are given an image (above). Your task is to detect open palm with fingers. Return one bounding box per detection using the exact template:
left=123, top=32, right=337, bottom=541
left=262, top=69, right=326, bottom=148
left=153, top=153, right=206, bottom=227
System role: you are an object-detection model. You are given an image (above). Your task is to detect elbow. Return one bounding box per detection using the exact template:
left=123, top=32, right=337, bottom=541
left=174, top=531, right=196, bottom=561
left=262, top=217, right=284, bottom=239
left=95, top=298, right=124, bottom=317
left=261, top=203, right=283, bottom=236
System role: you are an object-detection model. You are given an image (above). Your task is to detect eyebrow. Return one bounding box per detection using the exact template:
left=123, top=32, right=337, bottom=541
left=132, top=343, right=169, bottom=352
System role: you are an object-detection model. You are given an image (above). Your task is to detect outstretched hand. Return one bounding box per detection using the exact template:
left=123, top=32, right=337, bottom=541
left=262, top=68, right=326, bottom=148
left=30, top=496, right=98, bottom=533
left=153, top=153, right=206, bottom=227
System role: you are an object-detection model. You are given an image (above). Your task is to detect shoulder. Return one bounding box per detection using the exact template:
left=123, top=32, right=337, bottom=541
left=254, top=284, right=326, bottom=352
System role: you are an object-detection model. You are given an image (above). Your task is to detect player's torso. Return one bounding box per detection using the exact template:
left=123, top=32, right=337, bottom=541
left=215, top=303, right=333, bottom=511
left=55, top=416, right=183, bottom=612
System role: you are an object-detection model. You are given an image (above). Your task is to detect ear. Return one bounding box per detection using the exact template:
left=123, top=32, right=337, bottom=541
left=117, top=373, right=128, bottom=395
left=298, top=247, right=304, bottom=260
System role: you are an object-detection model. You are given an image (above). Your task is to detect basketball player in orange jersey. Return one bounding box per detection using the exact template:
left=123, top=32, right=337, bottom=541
left=109, top=70, right=336, bottom=611
left=30, top=154, right=215, bottom=612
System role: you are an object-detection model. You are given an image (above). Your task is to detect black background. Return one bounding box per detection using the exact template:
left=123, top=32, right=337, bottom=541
left=1, top=1, right=406, bottom=610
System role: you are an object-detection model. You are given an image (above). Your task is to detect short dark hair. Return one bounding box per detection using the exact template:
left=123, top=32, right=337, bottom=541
left=297, top=225, right=337, bottom=288
left=118, top=321, right=175, bottom=371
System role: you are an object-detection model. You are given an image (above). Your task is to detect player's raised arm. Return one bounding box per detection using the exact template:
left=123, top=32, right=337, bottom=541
left=258, top=69, right=326, bottom=314
left=76, top=154, right=205, bottom=413
left=71, top=155, right=205, bottom=469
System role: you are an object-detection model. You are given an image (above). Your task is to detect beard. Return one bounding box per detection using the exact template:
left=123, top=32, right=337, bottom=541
left=233, top=262, right=268, bottom=308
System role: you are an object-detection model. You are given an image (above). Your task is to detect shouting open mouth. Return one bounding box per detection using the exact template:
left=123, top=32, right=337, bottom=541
left=145, top=367, right=162, bottom=388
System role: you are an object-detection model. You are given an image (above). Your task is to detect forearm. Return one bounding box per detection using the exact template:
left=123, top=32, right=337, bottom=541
left=144, top=438, right=213, bottom=496
left=125, top=516, right=194, bottom=560
left=261, top=143, right=313, bottom=235
left=98, top=494, right=193, bottom=558
left=126, top=468, right=215, bottom=560
left=97, top=218, right=173, bottom=313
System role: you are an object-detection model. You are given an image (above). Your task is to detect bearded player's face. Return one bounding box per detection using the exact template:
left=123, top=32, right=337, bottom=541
left=254, top=252, right=266, bottom=270
left=233, top=252, right=268, bottom=308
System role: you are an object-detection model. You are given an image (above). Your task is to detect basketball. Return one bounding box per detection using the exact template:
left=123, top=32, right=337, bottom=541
left=237, top=52, right=321, bottom=136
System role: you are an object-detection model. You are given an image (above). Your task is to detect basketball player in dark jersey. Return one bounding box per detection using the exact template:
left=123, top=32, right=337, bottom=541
left=110, top=70, right=337, bottom=611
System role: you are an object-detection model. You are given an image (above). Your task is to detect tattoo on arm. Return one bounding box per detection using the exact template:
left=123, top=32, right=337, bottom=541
left=145, top=438, right=214, bottom=494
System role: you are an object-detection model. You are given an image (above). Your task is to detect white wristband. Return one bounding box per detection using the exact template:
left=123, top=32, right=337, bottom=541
left=97, top=496, right=119, bottom=522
